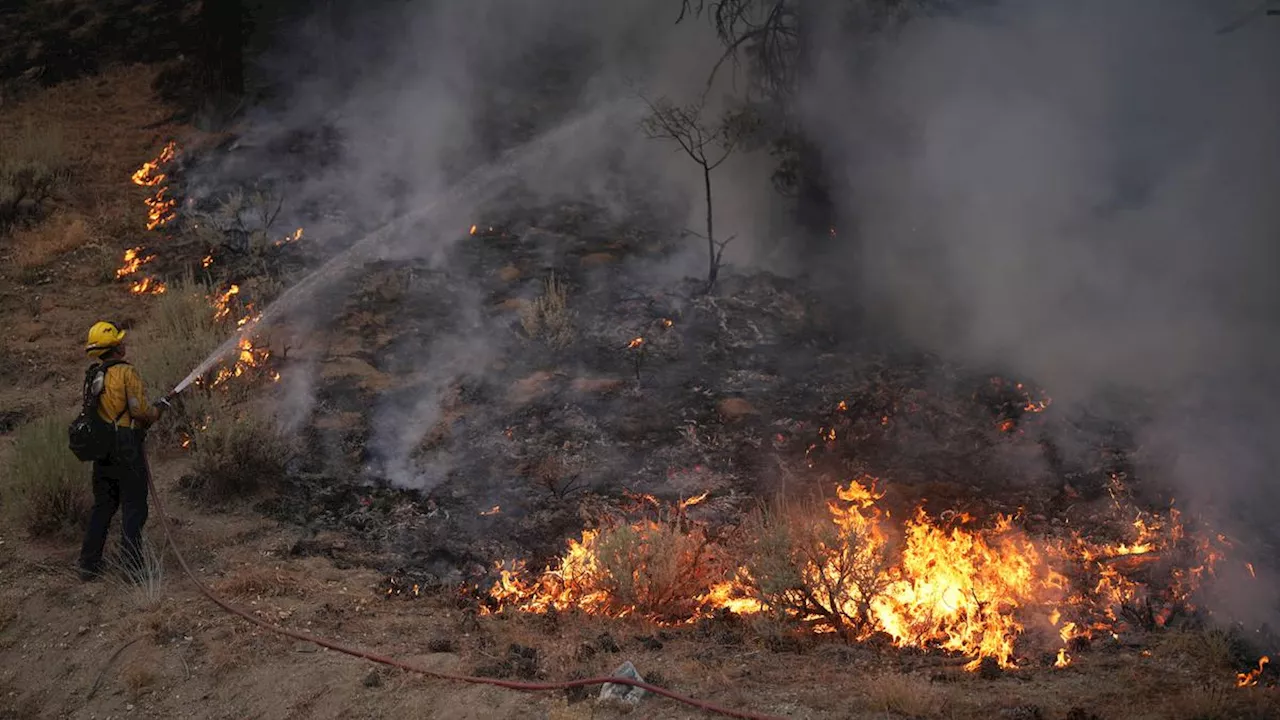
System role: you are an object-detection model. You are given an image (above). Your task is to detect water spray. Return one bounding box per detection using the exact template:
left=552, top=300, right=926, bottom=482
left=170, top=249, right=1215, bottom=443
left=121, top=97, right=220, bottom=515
left=166, top=102, right=638, bottom=397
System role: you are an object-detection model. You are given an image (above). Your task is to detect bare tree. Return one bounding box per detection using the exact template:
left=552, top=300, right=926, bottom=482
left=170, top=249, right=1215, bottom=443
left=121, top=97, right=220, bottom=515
left=675, top=0, right=951, bottom=237
left=641, top=97, right=757, bottom=292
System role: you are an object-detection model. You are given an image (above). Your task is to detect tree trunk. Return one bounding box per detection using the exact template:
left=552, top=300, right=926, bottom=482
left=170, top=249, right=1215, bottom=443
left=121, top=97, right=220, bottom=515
left=198, top=0, right=245, bottom=102
left=704, top=163, right=718, bottom=290
left=791, top=0, right=835, bottom=248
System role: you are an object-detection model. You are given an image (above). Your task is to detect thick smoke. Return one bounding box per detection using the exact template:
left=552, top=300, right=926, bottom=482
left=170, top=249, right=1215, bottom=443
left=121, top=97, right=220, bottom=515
left=807, top=1, right=1280, bottom=624
left=227, top=0, right=785, bottom=488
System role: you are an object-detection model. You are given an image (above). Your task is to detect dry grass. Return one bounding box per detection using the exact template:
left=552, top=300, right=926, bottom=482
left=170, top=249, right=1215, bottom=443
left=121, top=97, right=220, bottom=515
left=0, top=594, right=16, bottom=633
left=119, top=655, right=161, bottom=703
left=214, top=564, right=306, bottom=599
left=105, top=534, right=168, bottom=610
left=519, top=272, right=575, bottom=348
left=1154, top=627, right=1237, bottom=671
left=1, top=415, right=91, bottom=537
left=130, top=273, right=224, bottom=397
left=861, top=672, right=949, bottom=716
left=9, top=210, right=93, bottom=267
left=0, top=65, right=178, bottom=237
left=1169, top=679, right=1279, bottom=720
left=0, top=122, right=73, bottom=230
left=142, top=599, right=192, bottom=645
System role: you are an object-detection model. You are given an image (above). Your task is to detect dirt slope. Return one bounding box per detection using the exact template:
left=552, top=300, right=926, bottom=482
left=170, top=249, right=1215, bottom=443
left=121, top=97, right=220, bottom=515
left=1, top=62, right=1277, bottom=720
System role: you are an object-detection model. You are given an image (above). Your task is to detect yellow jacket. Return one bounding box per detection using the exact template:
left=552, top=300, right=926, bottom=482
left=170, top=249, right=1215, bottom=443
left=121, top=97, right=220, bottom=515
left=97, top=363, right=159, bottom=429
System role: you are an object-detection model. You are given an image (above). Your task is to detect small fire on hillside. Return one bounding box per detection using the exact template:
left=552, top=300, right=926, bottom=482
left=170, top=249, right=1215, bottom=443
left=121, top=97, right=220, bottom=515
left=118, top=142, right=182, bottom=294
left=482, top=472, right=1229, bottom=673
left=199, top=284, right=280, bottom=389
left=274, top=227, right=304, bottom=247
left=1238, top=656, right=1270, bottom=687
left=115, top=247, right=167, bottom=295
left=132, top=141, right=179, bottom=231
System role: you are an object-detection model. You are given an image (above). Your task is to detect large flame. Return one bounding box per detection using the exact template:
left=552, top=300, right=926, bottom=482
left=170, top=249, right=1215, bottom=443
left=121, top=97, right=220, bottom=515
left=485, top=475, right=1224, bottom=671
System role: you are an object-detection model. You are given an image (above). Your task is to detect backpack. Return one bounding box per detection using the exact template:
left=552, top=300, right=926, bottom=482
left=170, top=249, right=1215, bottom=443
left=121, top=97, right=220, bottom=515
left=68, top=359, right=129, bottom=462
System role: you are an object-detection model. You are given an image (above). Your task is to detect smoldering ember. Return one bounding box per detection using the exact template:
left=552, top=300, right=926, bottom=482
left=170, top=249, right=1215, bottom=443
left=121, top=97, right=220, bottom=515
left=1, top=2, right=1278, bottom=719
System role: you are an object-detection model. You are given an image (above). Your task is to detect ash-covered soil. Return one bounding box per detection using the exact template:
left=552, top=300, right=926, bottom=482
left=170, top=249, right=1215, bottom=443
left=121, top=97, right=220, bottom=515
left=237, top=200, right=1151, bottom=589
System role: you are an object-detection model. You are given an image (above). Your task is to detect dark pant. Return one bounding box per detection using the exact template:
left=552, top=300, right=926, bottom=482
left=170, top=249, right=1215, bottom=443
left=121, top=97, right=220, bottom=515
left=79, top=429, right=150, bottom=574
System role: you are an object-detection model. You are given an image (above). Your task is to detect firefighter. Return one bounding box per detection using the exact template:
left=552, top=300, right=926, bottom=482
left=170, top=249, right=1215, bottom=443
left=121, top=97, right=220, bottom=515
left=78, top=321, right=172, bottom=581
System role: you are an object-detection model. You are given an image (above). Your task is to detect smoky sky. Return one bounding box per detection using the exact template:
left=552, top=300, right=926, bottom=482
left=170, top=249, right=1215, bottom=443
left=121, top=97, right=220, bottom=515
left=807, top=1, right=1280, bottom=622
left=241, top=0, right=781, bottom=262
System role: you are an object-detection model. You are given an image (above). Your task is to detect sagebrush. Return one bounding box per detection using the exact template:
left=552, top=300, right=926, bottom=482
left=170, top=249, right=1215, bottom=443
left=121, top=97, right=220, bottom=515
left=129, top=273, right=224, bottom=447
left=593, top=511, right=724, bottom=620
left=519, top=272, right=575, bottom=348
left=1, top=416, right=90, bottom=537
left=0, top=123, right=72, bottom=230
left=184, top=403, right=292, bottom=505
left=130, top=273, right=223, bottom=396
left=739, top=497, right=889, bottom=638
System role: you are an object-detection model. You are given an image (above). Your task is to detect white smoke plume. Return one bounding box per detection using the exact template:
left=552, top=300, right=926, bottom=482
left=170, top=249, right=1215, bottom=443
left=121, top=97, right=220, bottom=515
left=806, top=0, right=1280, bottom=625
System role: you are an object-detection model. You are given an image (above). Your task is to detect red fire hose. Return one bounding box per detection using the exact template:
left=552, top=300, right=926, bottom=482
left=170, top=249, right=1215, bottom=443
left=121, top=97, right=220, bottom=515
left=143, top=466, right=786, bottom=720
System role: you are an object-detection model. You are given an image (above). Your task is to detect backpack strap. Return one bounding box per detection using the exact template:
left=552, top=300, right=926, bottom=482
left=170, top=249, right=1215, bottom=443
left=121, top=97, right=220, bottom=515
left=90, top=360, right=132, bottom=427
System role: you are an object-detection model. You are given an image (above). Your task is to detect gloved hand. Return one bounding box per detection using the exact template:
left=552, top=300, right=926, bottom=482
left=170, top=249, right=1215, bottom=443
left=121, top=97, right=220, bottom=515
left=155, top=396, right=173, bottom=414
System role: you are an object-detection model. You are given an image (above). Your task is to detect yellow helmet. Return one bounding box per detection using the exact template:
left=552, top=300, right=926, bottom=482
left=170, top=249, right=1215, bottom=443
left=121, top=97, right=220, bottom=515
left=85, top=321, right=126, bottom=358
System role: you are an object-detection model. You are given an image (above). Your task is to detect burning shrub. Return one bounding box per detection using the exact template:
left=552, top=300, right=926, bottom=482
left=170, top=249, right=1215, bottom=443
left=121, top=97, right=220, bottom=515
left=736, top=493, right=891, bottom=639
left=489, top=494, right=727, bottom=621
left=519, top=272, right=575, bottom=349
left=594, top=516, right=723, bottom=618
left=0, top=123, right=72, bottom=231
left=726, top=479, right=1056, bottom=668
left=487, top=472, right=1227, bottom=672
left=1, top=416, right=91, bottom=537
left=184, top=405, right=292, bottom=505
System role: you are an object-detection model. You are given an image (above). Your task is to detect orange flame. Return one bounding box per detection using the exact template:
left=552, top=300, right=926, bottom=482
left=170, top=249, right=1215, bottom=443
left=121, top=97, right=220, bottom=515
left=130, top=141, right=176, bottom=187
left=274, top=227, right=304, bottom=247
left=1237, top=656, right=1269, bottom=687
left=130, top=277, right=167, bottom=295
left=116, top=247, right=155, bottom=278
left=485, top=475, right=1224, bottom=671
left=208, top=336, right=271, bottom=389
left=627, top=337, right=645, bottom=349
left=212, top=285, right=240, bottom=322
left=144, top=186, right=177, bottom=230
left=481, top=506, right=502, bottom=517
left=201, top=254, right=214, bottom=269
left=132, top=142, right=179, bottom=231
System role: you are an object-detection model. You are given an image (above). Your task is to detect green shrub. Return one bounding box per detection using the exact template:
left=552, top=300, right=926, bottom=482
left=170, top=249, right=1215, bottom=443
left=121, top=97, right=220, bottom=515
left=183, top=403, right=292, bottom=505
left=0, top=123, right=72, bottom=230
left=1, top=416, right=90, bottom=537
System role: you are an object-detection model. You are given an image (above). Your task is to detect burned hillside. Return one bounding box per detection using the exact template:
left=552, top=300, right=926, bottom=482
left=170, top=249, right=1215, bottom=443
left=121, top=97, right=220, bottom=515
left=3, top=2, right=1280, bottom=719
